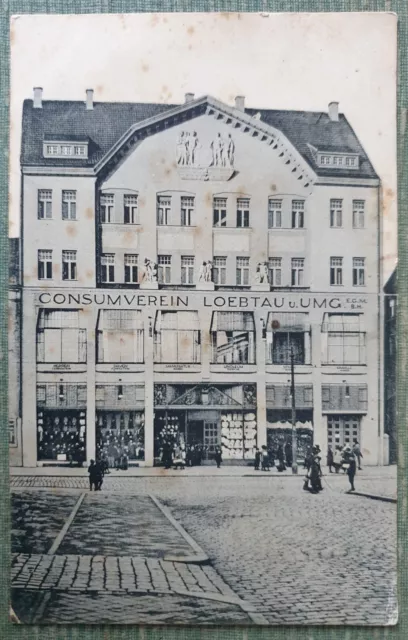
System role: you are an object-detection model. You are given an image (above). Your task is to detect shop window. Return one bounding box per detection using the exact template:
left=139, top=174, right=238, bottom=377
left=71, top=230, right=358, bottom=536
left=321, top=313, right=366, bottom=365
left=266, top=313, right=310, bottom=365
left=211, top=312, right=255, bottom=364
left=36, top=310, right=87, bottom=363
left=154, top=311, right=201, bottom=363
left=37, top=408, right=86, bottom=462
left=96, top=410, right=145, bottom=462
left=97, top=310, right=144, bottom=363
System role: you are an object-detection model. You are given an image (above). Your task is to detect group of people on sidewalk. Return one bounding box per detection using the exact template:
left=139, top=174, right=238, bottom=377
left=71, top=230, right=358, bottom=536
left=254, top=441, right=293, bottom=472
left=164, top=444, right=223, bottom=470
left=302, top=440, right=362, bottom=494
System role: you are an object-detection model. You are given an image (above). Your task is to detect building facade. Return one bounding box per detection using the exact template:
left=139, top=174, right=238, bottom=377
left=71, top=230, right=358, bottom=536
left=14, top=88, right=386, bottom=467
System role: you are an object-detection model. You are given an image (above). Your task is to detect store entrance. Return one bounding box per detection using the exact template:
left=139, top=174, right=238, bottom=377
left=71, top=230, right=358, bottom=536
left=187, top=420, right=204, bottom=446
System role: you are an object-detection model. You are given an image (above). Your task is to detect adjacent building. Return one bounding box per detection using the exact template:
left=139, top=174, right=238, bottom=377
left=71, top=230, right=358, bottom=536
left=384, top=269, right=397, bottom=464
left=14, top=88, right=386, bottom=467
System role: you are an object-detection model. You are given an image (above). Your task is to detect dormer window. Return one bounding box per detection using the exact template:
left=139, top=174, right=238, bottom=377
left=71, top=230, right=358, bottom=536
left=316, top=150, right=359, bottom=169
left=43, top=139, right=88, bottom=159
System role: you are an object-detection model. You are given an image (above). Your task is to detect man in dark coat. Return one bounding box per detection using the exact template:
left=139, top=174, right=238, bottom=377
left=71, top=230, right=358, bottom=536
left=254, top=447, right=261, bottom=471
left=285, top=440, right=293, bottom=468
left=347, top=451, right=357, bottom=492
left=88, top=459, right=99, bottom=491
left=214, top=446, right=222, bottom=469
left=327, top=445, right=334, bottom=473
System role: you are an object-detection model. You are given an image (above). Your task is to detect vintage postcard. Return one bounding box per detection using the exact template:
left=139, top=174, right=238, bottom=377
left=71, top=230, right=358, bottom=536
left=8, top=12, right=397, bottom=625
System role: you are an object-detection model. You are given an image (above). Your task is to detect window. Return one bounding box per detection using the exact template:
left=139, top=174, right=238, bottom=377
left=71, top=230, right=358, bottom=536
left=330, top=257, right=343, bottom=286
left=158, top=255, right=172, bottom=284
left=36, top=310, right=86, bottom=363
left=97, top=310, right=144, bottom=363
left=268, top=199, right=282, bottom=228
left=330, top=199, right=343, bottom=228
left=292, top=201, right=304, bottom=228
left=124, top=194, right=138, bottom=224
left=61, top=145, right=73, bottom=156
left=353, top=200, right=365, bottom=228
left=62, top=191, right=77, bottom=220
left=125, top=254, right=139, bottom=284
left=213, top=257, right=227, bottom=285
left=268, top=258, right=282, bottom=286
left=266, top=313, right=310, bottom=365
left=38, top=190, right=52, bottom=219
left=38, top=250, right=53, bottom=280
left=62, top=250, right=77, bottom=281
left=322, top=314, right=366, bottom=365
left=353, top=258, right=365, bottom=286
left=181, top=256, right=195, bottom=284
left=101, top=254, right=115, bottom=283
left=236, top=257, right=250, bottom=286
left=236, top=198, right=250, bottom=228
left=74, top=145, right=87, bottom=156
left=291, top=258, right=304, bottom=287
left=100, top=194, right=114, bottom=223
left=43, top=142, right=88, bottom=159
left=181, top=196, right=194, bottom=226
left=211, top=312, right=255, bottom=364
left=154, top=311, right=201, bottom=363
left=157, top=196, right=171, bottom=225
left=213, top=197, right=227, bottom=227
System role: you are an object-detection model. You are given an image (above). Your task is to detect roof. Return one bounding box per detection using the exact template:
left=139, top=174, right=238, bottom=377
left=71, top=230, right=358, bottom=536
left=384, top=268, right=397, bottom=294
left=21, top=97, right=378, bottom=179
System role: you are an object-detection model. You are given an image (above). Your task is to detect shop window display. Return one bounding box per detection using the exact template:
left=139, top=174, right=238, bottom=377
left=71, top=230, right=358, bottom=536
left=96, top=411, right=145, bottom=466
left=221, top=412, right=257, bottom=459
left=37, top=410, right=86, bottom=463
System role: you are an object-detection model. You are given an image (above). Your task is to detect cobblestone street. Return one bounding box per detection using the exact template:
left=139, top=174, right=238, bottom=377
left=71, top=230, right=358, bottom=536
left=11, top=469, right=397, bottom=626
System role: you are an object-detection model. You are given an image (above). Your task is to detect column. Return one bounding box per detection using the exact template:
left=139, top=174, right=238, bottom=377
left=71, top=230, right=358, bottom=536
left=22, top=292, right=38, bottom=467
left=86, top=307, right=97, bottom=463
left=144, top=314, right=154, bottom=466
left=256, top=314, right=267, bottom=448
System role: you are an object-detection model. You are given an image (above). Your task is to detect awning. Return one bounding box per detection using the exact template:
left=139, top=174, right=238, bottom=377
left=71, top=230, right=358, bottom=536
left=98, top=309, right=144, bottom=331
left=37, top=309, right=83, bottom=329
left=267, top=312, right=310, bottom=332
left=211, top=311, right=255, bottom=332
left=154, top=310, right=200, bottom=332
left=321, top=313, right=364, bottom=333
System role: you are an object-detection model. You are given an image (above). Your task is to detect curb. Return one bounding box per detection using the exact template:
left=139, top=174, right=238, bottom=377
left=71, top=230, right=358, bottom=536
left=347, top=491, right=396, bottom=504
left=148, top=493, right=210, bottom=565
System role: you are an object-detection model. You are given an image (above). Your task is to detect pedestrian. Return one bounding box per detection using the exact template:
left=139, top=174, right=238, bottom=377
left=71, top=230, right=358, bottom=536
left=308, top=446, right=323, bottom=493
left=173, top=445, right=186, bottom=470
left=327, top=445, right=334, bottom=473
left=347, top=451, right=357, bottom=492
left=261, top=445, right=270, bottom=471
left=88, top=459, right=97, bottom=491
left=333, top=446, right=342, bottom=473
left=353, top=439, right=363, bottom=470
left=254, top=447, right=261, bottom=471
left=94, top=460, right=104, bottom=491
left=214, top=446, right=222, bottom=469
left=276, top=443, right=286, bottom=472
left=284, top=440, right=293, bottom=468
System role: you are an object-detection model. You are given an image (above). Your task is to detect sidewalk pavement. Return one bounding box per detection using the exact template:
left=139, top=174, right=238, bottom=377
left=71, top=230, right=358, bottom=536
left=10, top=464, right=397, bottom=478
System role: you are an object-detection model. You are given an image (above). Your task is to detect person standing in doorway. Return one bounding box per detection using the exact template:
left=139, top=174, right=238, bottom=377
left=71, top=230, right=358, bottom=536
left=353, top=439, right=363, bottom=470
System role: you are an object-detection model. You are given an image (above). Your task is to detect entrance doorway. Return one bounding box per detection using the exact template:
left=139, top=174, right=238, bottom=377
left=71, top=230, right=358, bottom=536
left=187, top=420, right=204, bottom=446
left=327, top=415, right=361, bottom=448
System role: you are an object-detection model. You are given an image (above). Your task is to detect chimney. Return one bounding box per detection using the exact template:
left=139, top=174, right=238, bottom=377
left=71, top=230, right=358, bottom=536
left=235, top=95, right=245, bottom=111
left=33, top=87, right=43, bottom=109
left=328, top=101, right=339, bottom=122
left=185, top=93, right=195, bottom=103
left=86, top=88, right=94, bottom=110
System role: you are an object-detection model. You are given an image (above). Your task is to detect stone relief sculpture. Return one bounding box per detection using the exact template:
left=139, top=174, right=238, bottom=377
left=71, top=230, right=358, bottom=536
left=176, top=131, right=199, bottom=166
left=198, top=261, right=213, bottom=282
left=255, top=262, right=269, bottom=284
left=176, top=130, right=235, bottom=179
left=143, top=258, right=158, bottom=283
